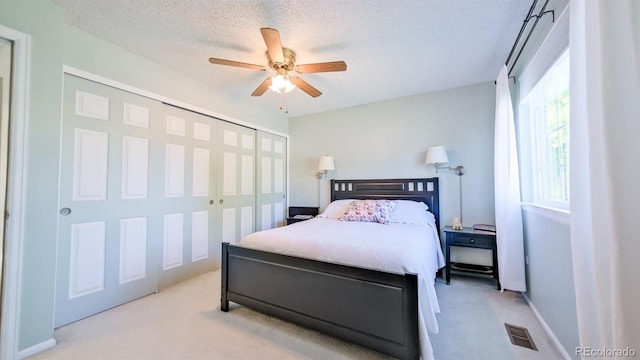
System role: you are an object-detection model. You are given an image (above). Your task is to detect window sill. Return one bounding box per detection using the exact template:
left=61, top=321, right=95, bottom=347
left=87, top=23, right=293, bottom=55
left=521, top=203, right=570, bottom=226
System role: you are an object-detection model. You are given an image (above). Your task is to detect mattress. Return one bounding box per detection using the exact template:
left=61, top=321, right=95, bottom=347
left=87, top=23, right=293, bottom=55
left=240, top=216, right=445, bottom=359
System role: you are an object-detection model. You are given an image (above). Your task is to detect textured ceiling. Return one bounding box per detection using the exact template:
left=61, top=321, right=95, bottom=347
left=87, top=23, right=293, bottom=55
left=52, top=0, right=531, bottom=118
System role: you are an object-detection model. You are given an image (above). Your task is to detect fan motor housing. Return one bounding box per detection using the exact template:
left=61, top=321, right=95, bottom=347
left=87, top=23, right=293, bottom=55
left=267, top=47, right=296, bottom=71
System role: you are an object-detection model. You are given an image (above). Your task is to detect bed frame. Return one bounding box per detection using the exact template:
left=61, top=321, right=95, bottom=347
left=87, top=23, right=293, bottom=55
left=221, top=178, right=440, bottom=360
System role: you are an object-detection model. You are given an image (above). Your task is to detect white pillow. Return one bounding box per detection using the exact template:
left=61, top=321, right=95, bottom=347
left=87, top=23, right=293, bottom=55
left=389, top=200, right=433, bottom=226
left=317, top=199, right=355, bottom=219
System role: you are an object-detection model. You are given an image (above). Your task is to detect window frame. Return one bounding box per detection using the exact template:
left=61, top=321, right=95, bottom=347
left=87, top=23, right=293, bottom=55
left=521, top=49, right=570, bottom=210
left=516, top=6, right=570, bottom=213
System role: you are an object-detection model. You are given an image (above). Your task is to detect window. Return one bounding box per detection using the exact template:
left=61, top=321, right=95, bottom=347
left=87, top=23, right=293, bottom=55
left=520, top=49, right=570, bottom=209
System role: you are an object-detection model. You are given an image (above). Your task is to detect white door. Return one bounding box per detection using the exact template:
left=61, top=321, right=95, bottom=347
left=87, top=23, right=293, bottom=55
left=256, top=131, right=287, bottom=230
left=214, top=121, right=256, bottom=265
left=56, top=76, right=226, bottom=325
left=55, top=75, right=269, bottom=324
left=55, top=75, right=163, bottom=326
left=157, top=104, right=218, bottom=288
left=0, top=39, right=12, bottom=296
left=0, top=76, right=4, bottom=287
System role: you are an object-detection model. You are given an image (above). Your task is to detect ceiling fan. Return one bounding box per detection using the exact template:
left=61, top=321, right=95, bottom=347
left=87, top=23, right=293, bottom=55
left=208, top=28, right=347, bottom=98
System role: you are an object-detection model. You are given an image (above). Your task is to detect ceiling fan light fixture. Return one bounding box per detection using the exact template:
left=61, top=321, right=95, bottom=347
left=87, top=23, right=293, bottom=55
left=269, top=72, right=296, bottom=94
left=208, top=28, right=346, bottom=98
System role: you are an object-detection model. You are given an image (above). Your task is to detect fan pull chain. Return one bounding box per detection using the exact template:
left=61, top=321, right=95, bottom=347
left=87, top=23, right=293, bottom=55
left=279, top=93, right=289, bottom=114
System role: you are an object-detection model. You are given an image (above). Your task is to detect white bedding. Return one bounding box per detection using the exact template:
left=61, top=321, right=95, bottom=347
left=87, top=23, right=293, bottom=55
left=240, top=216, right=445, bottom=359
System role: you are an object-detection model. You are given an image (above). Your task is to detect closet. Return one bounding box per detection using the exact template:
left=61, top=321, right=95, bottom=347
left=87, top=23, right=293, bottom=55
left=54, top=74, right=286, bottom=327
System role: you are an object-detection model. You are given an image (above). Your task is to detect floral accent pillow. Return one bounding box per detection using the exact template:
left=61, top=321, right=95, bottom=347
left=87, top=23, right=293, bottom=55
left=339, top=200, right=398, bottom=224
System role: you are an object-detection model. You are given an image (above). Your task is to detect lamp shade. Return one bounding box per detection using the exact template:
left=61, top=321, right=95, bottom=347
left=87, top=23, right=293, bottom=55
left=318, top=155, right=335, bottom=171
left=425, top=146, right=449, bottom=165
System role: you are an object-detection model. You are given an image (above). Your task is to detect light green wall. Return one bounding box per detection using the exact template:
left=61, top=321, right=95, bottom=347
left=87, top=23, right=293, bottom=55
left=522, top=211, right=579, bottom=357
left=0, top=0, right=65, bottom=350
left=511, top=2, right=579, bottom=357
left=289, top=82, right=496, bottom=264
left=0, top=0, right=288, bottom=353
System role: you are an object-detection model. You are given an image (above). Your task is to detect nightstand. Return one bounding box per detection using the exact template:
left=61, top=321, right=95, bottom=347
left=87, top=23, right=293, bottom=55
left=286, top=206, right=319, bottom=225
left=444, top=226, right=500, bottom=290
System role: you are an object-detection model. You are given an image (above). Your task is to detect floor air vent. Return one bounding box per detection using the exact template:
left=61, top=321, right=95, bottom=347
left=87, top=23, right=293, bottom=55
left=505, top=323, right=538, bottom=351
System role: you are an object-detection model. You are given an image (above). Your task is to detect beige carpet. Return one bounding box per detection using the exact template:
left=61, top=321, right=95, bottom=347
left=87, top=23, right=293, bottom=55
left=29, top=270, right=563, bottom=359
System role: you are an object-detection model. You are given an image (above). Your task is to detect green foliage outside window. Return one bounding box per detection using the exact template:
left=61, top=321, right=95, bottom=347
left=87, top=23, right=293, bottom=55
left=522, top=49, right=570, bottom=207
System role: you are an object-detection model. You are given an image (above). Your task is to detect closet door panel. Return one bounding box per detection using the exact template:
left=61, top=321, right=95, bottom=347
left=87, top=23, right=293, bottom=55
left=191, top=211, right=209, bottom=262
left=256, top=131, right=287, bottom=230
left=119, top=217, right=148, bottom=284
left=56, top=74, right=272, bottom=325
left=214, top=121, right=256, bottom=266
left=56, top=75, right=162, bottom=327
left=56, top=75, right=221, bottom=326
left=121, top=136, right=149, bottom=199
left=156, top=105, right=218, bottom=288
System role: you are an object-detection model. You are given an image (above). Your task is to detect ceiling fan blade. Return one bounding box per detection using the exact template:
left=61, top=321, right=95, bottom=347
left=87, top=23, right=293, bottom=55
left=295, top=61, right=347, bottom=74
left=291, top=77, right=322, bottom=97
left=209, top=58, right=266, bottom=71
left=260, top=28, right=284, bottom=63
left=251, top=77, right=272, bottom=96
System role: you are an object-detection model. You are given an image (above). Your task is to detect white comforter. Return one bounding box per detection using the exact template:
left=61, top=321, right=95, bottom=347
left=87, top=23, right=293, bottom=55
left=240, top=217, right=445, bottom=359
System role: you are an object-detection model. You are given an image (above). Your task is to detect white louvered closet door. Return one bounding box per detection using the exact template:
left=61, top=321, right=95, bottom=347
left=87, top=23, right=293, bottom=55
left=55, top=75, right=163, bottom=327
left=256, top=131, right=287, bottom=230
left=214, top=121, right=256, bottom=266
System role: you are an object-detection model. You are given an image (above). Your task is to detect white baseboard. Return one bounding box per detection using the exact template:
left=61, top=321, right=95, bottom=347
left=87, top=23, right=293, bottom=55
left=523, top=293, right=572, bottom=360
left=16, top=338, right=56, bottom=360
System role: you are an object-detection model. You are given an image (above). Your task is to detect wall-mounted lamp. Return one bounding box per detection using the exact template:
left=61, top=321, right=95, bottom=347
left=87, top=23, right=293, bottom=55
left=425, top=145, right=465, bottom=176
left=426, top=145, right=466, bottom=226
left=316, top=155, right=335, bottom=179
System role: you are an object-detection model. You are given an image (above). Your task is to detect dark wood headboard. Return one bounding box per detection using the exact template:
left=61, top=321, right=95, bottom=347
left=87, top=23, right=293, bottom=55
left=330, top=178, right=440, bottom=231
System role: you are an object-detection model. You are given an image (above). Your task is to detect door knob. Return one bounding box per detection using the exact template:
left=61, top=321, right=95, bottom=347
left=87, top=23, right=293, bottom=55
left=59, top=208, right=72, bottom=216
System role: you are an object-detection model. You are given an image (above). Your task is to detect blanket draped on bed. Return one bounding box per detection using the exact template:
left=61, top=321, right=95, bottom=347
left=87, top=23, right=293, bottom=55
left=240, top=217, right=445, bottom=359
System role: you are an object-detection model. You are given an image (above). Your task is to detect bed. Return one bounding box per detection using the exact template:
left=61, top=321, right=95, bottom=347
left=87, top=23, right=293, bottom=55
left=220, top=178, right=444, bottom=359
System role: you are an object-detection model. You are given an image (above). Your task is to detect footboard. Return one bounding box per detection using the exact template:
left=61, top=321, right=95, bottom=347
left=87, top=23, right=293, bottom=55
left=221, top=242, right=419, bottom=360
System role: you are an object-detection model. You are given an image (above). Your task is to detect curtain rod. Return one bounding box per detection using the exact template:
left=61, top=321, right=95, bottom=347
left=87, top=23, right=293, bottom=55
left=505, top=0, right=555, bottom=76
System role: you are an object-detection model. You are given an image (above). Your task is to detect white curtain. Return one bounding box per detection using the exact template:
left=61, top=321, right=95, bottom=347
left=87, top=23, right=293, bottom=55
left=570, top=0, right=640, bottom=354
left=494, top=65, right=526, bottom=292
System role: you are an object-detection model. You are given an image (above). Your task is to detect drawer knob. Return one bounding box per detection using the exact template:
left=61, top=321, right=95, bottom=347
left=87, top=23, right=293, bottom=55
left=470, top=238, right=475, bottom=244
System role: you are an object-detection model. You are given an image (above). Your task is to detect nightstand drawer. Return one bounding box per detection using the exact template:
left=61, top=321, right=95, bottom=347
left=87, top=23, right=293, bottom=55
left=449, top=234, right=493, bottom=248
